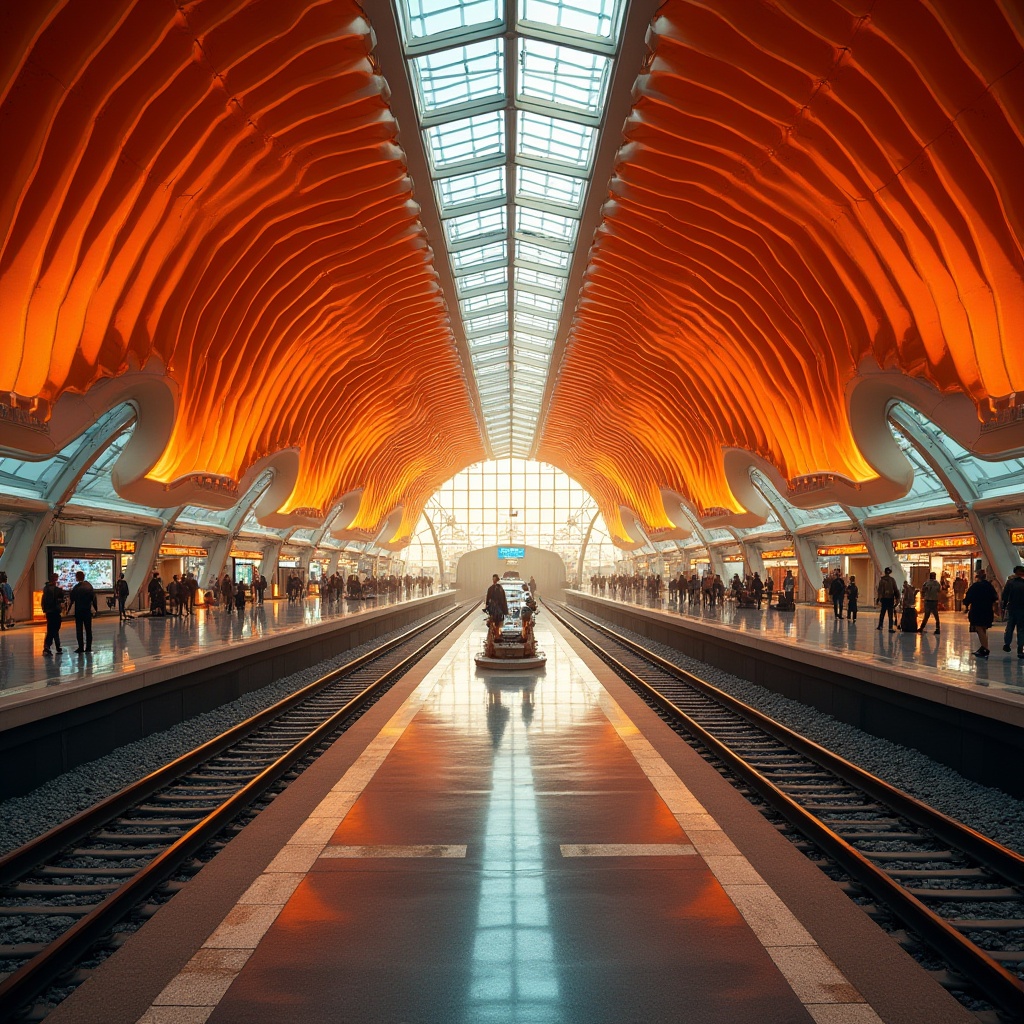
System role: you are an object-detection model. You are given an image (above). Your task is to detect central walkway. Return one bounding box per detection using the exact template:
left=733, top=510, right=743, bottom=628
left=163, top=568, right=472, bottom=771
left=128, top=617, right=905, bottom=1024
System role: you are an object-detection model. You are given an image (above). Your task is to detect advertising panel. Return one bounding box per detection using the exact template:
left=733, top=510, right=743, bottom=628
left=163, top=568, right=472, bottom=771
left=49, top=549, right=116, bottom=591
left=498, top=546, right=525, bottom=560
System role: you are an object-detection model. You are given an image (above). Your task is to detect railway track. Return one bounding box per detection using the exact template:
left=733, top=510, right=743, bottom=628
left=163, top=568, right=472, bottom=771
left=0, top=601, right=473, bottom=1021
left=550, top=601, right=1024, bottom=1022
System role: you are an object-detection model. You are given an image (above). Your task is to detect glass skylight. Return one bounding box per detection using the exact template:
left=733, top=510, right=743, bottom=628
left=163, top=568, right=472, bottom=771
left=412, top=39, right=505, bottom=120
left=398, top=0, right=627, bottom=455
left=436, top=167, right=506, bottom=213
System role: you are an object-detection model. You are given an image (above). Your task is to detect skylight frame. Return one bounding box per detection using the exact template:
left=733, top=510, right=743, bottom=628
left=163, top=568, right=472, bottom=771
left=410, top=37, right=506, bottom=124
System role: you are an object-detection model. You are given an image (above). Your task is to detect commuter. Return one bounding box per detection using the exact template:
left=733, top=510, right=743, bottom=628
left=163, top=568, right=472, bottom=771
left=963, top=569, right=998, bottom=659
left=828, top=571, right=846, bottom=620
left=952, top=573, right=967, bottom=612
left=919, top=572, right=942, bottom=634
left=234, top=579, right=246, bottom=611
left=713, top=575, right=725, bottom=607
left=783, top=570, right=795, bottom=607
left=167, top=574, right=182, bottom=617
left=528, top=575, right=537, bottom=597
left=765, top=574, right=774, bottom=606
left=69, top=570, right=98, bottom=653
left=751, top=572, right=764, bottom=609
left=256, top=573, right=267, bottom=605
left=41, top=572, right=65, bottom=655
left=0, top=571, right=13, bottom=630
left=220, top=573, right=233, bottom=610
left=875, top=567, right=899, bottom=631
left=485, top=574, right=508, bottom=626
left=148, top=573, right=166, bottom=616
left=1000, top=565, right=1024, bottom=659
left=115, top=572, right=130, bottom=620
left=846, top=576, right=859, bottom=621
left=185, top=572, right=199, bottom=614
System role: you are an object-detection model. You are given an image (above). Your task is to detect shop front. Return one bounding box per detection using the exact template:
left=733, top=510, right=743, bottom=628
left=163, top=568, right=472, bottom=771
left=761, top=547, right=800, bottom=600
left=230, top=549, right=263, bottom=591
left=277, top=557, right=302, bottom=598
left=893, top=534, right=980, bottom=607
left=816, top=543, right=870, bottom=603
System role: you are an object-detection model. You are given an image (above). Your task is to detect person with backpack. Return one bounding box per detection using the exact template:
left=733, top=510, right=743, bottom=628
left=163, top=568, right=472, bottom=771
left=876, top=567, right=899, bottom=631
left=1000, top=565, right=1024, bottom=659
left=828, top=571, right=846, bottom=620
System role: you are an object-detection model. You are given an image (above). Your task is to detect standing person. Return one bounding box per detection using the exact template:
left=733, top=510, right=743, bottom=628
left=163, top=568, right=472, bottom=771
left=41, top=572, right=65, bottom=655
left=485, top=574, right=508, bottom=626
left=115, top=572, right=130, bottom=620
left=256, top=573, right=267, bottom=605
left=1000, top=565, right=1024, bottom=659
left=783, top=570, right=795, bottom=607
left=846, top=576, right=859, bottom=621
left=234, top=579, right=247, bottom=612
left=69, top=570, right=98, bottom=653
left=751, top=572, right=764, bottom=609
left=765, top=574, right=775, bottom=607
left=828, top=571, right=846, bottom=620
left=528, top=575, right=537, bottom=598
left=0, top=571, right=13, bottom=630
left=963, top=569, right=999, bottom=659
left=875, top=567, right=899, bottom=632
left=952, top=572, right=967, bottom=612
left=919, top=571, right=942, bottom=634
left=221, top=573, right=233, bottom=611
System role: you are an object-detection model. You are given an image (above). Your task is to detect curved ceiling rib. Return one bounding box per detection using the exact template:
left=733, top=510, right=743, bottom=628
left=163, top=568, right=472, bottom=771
left=537, top=0, right=1024, bottom=544
left=0, top=0, right=484, bottom=545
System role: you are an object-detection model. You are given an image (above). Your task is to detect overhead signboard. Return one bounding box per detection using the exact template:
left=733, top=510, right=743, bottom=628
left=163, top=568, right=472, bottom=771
left=892, top=534, right=976, bottom=553
left=110, top=539, right=136, bottom=552
left=230, top=550, right=263, bottom=561
left=817, top=543, right=868, bottom=556
left=498, top=546, right=525, bottom=560
left=762, top=548, right=795, bottom=560
left=1009, top=529, right=1024, bottom=545
left=160, top=545, right=208, bottom=558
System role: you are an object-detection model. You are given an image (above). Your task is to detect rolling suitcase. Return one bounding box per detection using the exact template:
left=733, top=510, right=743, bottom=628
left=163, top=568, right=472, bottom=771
left=900, top=604, right=918, bottom=632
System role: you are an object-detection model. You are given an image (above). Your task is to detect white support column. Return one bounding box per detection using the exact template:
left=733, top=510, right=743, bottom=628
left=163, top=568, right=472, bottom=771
left=966, top=511, right=1019, bottom=581
left=128, top=525, right=171, bottom=604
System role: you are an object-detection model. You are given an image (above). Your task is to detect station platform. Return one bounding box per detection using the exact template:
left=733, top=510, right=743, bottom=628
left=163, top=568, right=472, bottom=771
left=0, top=594, right=455, bottom=798
left=48, top=613, right=972, bottom=1024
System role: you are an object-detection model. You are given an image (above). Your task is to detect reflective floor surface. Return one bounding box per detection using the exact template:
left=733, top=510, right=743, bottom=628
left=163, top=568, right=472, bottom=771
left=595, top=592, right=1024, bottom=699
left=0, top=596, right=416, bottom=701
left=204, top=622, right=817, bottom=1024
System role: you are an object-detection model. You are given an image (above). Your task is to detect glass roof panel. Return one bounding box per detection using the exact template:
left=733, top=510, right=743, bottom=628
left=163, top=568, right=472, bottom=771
left=517, top=38, right=611, bottom=119
left=456, top=266, right=507, bottom=292
left=515, top=265, right=567, bottom=294
left=436, top=166, right=506, bottom=213
left=425, top=111, right=505, bottom=172
left=411, top=38, right=505, bottom=119
left=515, top=240, right=571, bottom=270
left=518, top=0, right=624, bottom=44
left=517, top=110, right=596, bottom=171
left=444, top=207, right=507, bottom=245
left=400, top=0, right=504, bottom=46
left=515, top=291, right=562, bottom=314
left=515, top=166, right=586, bottom=211
left=450, top=239, right=507, bottom=271
left=514, top=310, right=559, bottom=334
left=461, top=291, right=507, bottom=314
left=464, top=310, right=509, bottom=335
left=516, top=206, right=578, bottom=244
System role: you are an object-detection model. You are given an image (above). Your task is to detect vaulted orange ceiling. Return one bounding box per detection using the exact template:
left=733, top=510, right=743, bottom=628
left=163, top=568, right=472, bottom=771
left=0, top=0, right=484, bottom=544
left=538, top=0, right=1024, bottom=544
left=1, top=0, right=1022, bottom=550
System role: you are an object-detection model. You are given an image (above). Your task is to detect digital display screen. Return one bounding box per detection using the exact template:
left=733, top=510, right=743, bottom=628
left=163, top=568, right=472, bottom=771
left=51, top=554, right=116, bottom=591
left=498, top=546, right=525, bottom=560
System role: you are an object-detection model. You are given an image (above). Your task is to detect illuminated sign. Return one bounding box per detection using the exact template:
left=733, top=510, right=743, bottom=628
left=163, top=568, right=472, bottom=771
left=1010, top=529, right=1024, bottom=545
left=160, top=545, right=208, bottom=558
left=498, top=546, right=525, bottom=559
left=762, top=548, right=795, bottom=560
left=110, top=539, right=136, bottom=552
left=817, top=544, right=868, bottom=556
left=231, top=550, right=263, bottom=561
left=892, top=534, right=976, bottom=553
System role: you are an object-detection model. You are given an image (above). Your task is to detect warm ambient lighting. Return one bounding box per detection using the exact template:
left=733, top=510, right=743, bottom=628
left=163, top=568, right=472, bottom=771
left=0, top=0, right=483, bottom=545
left=538, top=0, right=1024, bottom=537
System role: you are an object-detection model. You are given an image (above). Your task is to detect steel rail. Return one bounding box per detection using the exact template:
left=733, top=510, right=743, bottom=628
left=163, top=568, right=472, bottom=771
left=0, top=602, right=473, bottom=1018
left=550, top=601, right=1024, bottom=1019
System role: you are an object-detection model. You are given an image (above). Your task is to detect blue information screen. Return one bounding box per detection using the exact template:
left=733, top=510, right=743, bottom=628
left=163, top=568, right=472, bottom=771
left=498, top=546, right=525, bottom=560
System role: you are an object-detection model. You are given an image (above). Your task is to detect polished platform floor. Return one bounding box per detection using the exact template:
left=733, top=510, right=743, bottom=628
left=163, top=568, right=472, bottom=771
left=597, top=590, right=1024, bottom=699
left=48, top=615, right=970, bottom=1024
left=0, top=596, right=414, bottom=702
